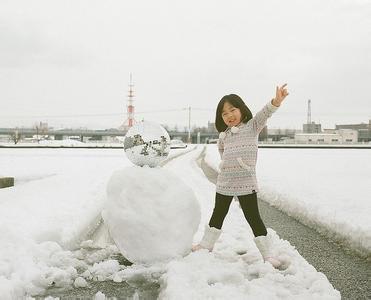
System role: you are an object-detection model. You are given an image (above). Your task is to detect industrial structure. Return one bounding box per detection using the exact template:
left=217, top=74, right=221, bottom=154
left=303, top=99, right=322, bottom=133
left=119, top=74, right=136, bottom=131
left=294, top=99, right=370, bottom=143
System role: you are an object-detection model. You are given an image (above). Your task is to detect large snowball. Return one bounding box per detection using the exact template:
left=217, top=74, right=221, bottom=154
left=102, top=166, right=201, bottom=264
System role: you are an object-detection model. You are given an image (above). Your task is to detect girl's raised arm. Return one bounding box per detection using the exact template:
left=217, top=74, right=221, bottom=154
left=272, top=83, right=289, bottom=107
left=251, top=84, right=289, bottom=135
left=251, top=101, right=279, bottom=135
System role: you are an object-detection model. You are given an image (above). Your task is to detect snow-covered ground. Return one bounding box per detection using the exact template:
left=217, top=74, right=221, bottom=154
left=0, top=146, right=340, bottom=299
left=0, top=139, right=122, bottom=147
left=205, top=145, right=371, bottom=258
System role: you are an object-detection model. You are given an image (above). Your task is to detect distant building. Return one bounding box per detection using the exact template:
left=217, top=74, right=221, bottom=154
left=359, top=128, right=371, bottom=142
left=340, top=129, right=358, bottom=142
left=265, top=128, right=299, bottom=142
left=303, top=122, right=322, bottom=133
left=335, top=120, right=369, bottom=131
left=207, top=121, right=217, bottom=133
left=37, top=122, right=49, bottom=132
left=295, top=133, right=340, bottom=144
left=295, top=129, right=358, bottom=144
left=335, top=120, right=371, bottom=142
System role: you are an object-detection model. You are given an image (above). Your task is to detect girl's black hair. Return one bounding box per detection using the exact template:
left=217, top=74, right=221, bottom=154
left=215, top=94, right=253, bottom=132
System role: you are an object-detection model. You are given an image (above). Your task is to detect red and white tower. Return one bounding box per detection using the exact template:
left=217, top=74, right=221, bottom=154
left=127, top=73, right=135, bottom=127
left=119, top=73, right=136, bottom=130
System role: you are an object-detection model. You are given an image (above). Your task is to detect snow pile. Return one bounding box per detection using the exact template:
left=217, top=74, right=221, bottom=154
left=0, top=149, right=128, bottom=298
left=0, top=235, right=103, bottom=296
left=0, top=166, right=108, bottom=249
left=0, top=226, right=127, bottom=299
left=103, top=165, right=201, bottom=264
left=205, top=145, right=371, bottom=258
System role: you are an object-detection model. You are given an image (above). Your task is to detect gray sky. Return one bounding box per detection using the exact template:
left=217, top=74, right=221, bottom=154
left=0, top=0, right=370, bottom=130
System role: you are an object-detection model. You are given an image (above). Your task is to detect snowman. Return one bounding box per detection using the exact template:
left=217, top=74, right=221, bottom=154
left=97, top=121, right=201, bottom=264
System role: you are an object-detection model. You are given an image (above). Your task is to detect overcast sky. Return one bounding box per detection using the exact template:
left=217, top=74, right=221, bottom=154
left=0, top=0, right=370, bottom=130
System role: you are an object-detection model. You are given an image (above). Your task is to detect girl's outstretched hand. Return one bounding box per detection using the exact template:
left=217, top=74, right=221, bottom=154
left=272, top=83, right=289, bottom=107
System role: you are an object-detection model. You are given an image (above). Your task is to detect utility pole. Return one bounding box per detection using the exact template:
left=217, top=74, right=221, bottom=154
left=188, top=106, right=191, bottom=143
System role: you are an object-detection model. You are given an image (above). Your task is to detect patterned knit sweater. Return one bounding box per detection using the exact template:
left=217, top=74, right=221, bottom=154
left=216, top=100, right=279, bottom=196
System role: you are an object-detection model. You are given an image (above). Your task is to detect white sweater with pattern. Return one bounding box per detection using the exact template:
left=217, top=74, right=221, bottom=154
left=216, top=100, right=279, bottom=196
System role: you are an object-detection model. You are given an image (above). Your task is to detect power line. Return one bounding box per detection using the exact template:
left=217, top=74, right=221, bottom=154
left=0, top=113, right=122, bottom=118
left=1, top=110, right=367, bottom=119
left=0, top=108, right=193, bottom=119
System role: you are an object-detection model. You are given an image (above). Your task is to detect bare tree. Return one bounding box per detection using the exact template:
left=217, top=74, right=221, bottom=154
left=12, top=130, right=21, bottom=144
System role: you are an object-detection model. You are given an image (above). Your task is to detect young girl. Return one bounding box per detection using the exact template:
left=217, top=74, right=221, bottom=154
left=192, top=84, right=289, bottom=268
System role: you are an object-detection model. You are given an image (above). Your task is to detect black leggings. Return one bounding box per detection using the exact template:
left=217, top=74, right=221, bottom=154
left=209, top=192, right=267, bottom=237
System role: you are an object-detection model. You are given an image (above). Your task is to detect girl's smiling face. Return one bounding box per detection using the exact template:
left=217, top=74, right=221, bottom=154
left=222, top=102, right=242, bottom=127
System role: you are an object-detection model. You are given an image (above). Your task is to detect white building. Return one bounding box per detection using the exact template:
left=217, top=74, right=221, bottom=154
left=338, top=129, right=358, bottom=143
left=295, top=129, right=358, bottom=144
